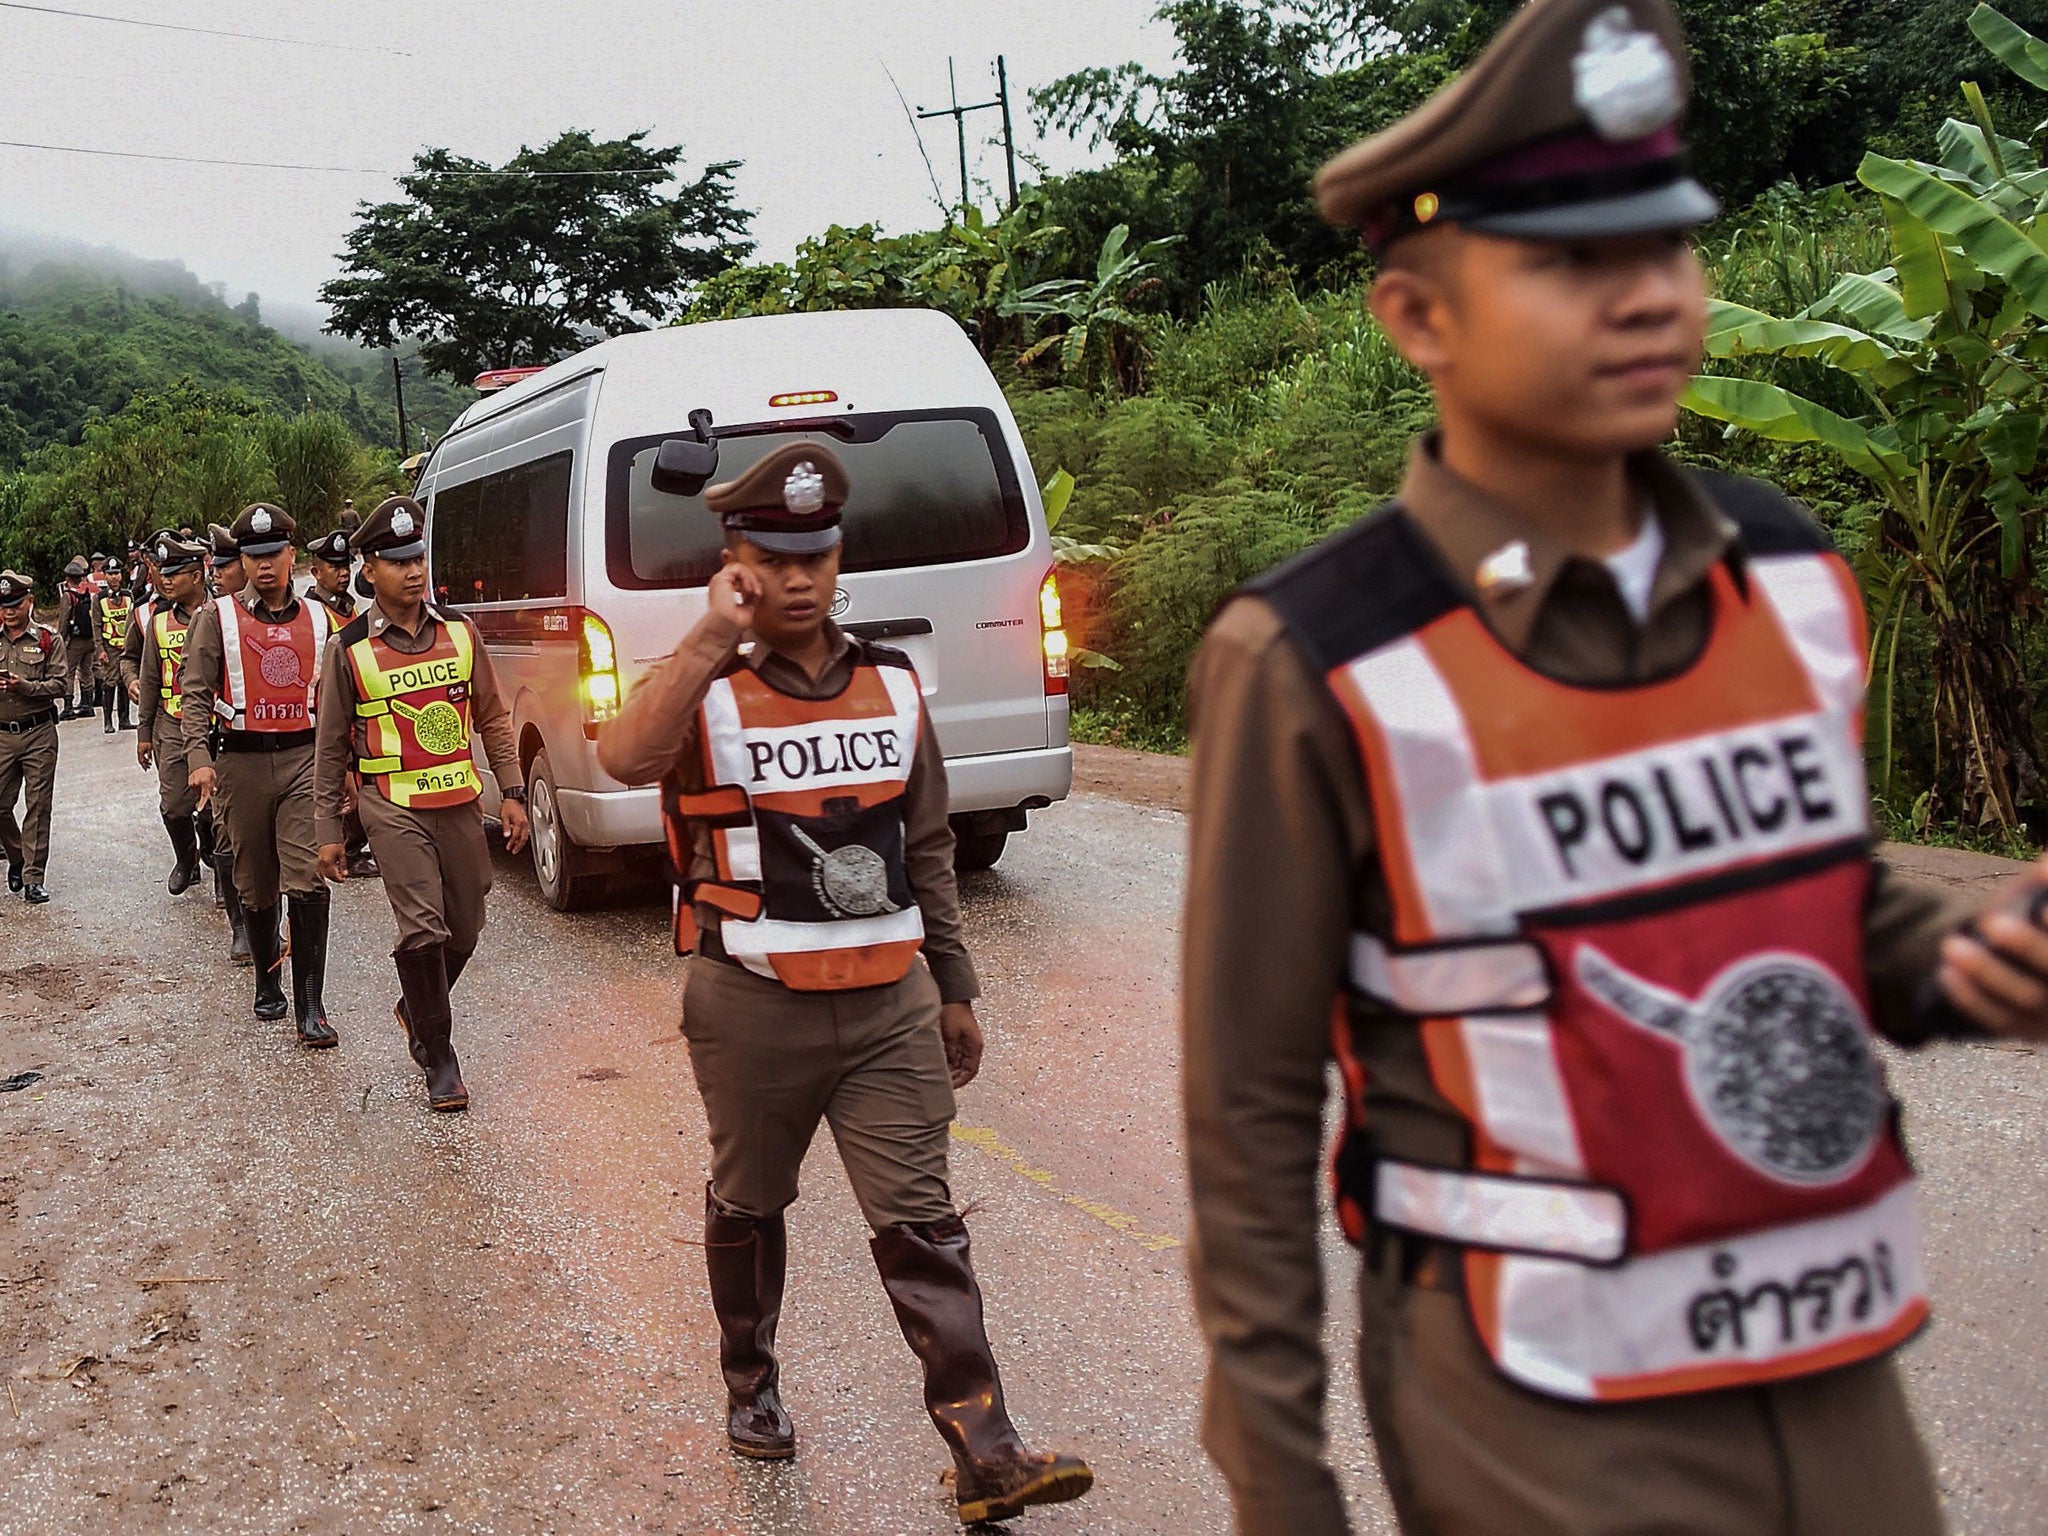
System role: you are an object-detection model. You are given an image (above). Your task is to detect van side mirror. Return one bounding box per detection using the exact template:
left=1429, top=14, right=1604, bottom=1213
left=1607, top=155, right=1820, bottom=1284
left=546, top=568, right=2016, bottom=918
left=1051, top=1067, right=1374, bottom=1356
left=651, top=410, right=720, bottom=496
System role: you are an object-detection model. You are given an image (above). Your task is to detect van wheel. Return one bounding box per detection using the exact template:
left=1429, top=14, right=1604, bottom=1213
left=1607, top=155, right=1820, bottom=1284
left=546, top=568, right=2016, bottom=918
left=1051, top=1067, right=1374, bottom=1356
left=952, top=827, right=1009, bottom=873
left=527, top=749, right=604, bottom=911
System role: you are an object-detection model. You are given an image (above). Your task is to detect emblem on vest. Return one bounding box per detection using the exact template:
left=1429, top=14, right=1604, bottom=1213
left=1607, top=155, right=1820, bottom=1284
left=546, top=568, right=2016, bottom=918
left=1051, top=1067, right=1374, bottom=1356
left=792, top=824, right=901, bottom=918
left=1575, top=945, right=1886, bottom=1185
left=252, top=638, right=307, bottom=688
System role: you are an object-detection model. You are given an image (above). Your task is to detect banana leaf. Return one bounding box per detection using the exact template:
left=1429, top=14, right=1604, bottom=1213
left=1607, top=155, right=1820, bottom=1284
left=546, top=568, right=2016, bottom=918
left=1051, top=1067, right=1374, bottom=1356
left=1040, top=467, right=1076, bottom=531
left=1879, top=196, right=1985, bottom=322
left=1806, top=272, right=1933, bottom=345
left=1701, top=300, right=1914, bottom=385
left=1971, top=4, right=2048, bottom=94
left=1861, top=154, right=2048, bottom=319
left=1682, top=375, right=1910, bottom=487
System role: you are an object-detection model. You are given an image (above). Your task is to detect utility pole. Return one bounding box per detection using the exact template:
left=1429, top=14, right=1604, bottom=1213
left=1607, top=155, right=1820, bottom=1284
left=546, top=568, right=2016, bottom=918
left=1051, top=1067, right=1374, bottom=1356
left=391, top=354, right=410, bottom=457
left=917, top=56, right=1019, bottom=216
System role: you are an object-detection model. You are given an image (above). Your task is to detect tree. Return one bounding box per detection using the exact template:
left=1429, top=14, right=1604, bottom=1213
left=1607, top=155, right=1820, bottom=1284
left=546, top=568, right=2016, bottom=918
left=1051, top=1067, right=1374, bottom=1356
left=1010, top=225, right=1182, bottom=392
left=262, top=411, right=362, bottom=533
left=321, top=131, right=755, bottom=381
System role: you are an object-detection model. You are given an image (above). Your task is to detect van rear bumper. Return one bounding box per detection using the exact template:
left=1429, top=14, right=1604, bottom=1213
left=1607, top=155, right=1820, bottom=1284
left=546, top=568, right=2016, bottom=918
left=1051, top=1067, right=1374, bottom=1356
left=555, top=745, right=1074, bottom=850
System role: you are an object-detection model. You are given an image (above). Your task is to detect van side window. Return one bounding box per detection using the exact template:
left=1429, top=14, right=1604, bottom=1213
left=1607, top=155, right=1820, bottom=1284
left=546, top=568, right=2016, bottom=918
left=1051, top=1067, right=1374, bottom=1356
left=431, top=451, right=573, bottom=604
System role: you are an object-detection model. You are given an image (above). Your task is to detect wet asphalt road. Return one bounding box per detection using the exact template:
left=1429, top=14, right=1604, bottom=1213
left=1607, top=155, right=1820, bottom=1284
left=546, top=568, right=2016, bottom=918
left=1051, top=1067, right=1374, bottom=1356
left=2, top=720, right=2044, bottom=1535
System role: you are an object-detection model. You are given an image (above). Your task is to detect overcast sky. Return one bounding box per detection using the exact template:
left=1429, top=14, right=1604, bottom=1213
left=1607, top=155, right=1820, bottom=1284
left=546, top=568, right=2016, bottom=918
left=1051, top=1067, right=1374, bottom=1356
left=0, top=0, right=1178, bottom=318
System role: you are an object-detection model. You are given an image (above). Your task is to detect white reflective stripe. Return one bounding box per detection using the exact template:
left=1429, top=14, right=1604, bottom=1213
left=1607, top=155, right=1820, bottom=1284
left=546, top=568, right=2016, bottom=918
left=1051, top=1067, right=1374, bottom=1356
left=1350, top=932, right=1550, bottom=1013
left=723, top=824, right=762, bottom=883
left=700, top=675, right=749, bottom=784
left=303, top=601, right=330, bottom=722
left=1484, top=1180, right=1924, bottom=1401
left=217, top=596, right=245, bottom=722
left=1374, top=1161, right=1626, bottom=1264
left=1342, top=640, right=1516, bottom=934
left=877, top=661, right=925, bottom=744
left=1459, top=1016, right=1587, bottom=1174
left=721, top=905, right=927, bottom=978
left=1751, top=554, right=1864, bottom=719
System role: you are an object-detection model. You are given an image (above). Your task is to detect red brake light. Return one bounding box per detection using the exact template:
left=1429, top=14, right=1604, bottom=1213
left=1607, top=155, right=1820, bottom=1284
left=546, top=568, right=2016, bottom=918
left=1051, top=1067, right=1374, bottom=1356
left=768, top=390, right=838, bottom=408
left=1040, top=569, right=1069, bottom=697
left=474, top=367, right=547, bottom=393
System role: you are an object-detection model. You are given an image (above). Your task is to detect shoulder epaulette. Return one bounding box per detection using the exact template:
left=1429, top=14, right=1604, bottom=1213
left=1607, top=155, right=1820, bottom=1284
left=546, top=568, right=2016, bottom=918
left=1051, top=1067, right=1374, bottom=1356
left=1242, top=503, right=1465, bottom=674
left=1689, top=470, right=1836, bottom=556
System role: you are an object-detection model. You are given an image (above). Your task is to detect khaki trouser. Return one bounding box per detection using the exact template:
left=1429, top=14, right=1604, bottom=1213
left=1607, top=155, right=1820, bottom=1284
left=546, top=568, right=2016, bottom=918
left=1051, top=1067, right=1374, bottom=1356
left=153, top=719, right=198, bottom=819
left=681, top=955, right=957, bottom=1231
left=355, top=789, right=491, bottom=955
left=1356, top=1256, right=1945, bottom=1535
left=95, top=645, right=123, bottom=688
left=63, top=636, right=93, bottom=702
left=0, top=719, right=57, bottom=882
left=215, top=742, right=319, bottom=908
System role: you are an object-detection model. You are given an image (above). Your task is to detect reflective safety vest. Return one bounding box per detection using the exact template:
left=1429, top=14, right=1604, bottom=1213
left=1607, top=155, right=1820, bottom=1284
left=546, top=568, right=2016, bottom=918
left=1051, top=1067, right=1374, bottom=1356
left=98, top=594, right=132, bottom=649
left=1249, top=477, right=1924, bottom=1405
left=663, top=650, right=926, bottom=992
left=151, top=605, right=191, bottom=718
left=213, top=596, right=329, bottom=732
left=342, top=611, right=480, bottom=809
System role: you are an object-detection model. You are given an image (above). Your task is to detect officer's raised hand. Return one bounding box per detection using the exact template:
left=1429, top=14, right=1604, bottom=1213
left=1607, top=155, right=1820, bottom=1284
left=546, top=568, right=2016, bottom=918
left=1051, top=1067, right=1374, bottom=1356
left=706, top=561, right=762, bottom=631
left=941, top=1001, right=984, bottom=1088
left=1938, top=854, right=2048, bottom=1040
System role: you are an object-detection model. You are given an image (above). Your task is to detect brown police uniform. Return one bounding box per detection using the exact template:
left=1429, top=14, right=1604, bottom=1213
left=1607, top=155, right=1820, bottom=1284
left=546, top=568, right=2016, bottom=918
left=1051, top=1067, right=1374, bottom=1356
left=1182, top=4, right=1967, bottom=1534
left=122, top=537, right=208, bottom=893
left=303, top=529, right=374, bottom=875
left=182, top=505, right=335, bottom=1045
left=0, top=571, right=63, bottom=901
left=596, top=443, right=1091, bottom=1525
left=91, top=583, right=136, bottom=732
left=56, top=563, right=96, bottom=715
left=311, top=495, right=523, bottom=1109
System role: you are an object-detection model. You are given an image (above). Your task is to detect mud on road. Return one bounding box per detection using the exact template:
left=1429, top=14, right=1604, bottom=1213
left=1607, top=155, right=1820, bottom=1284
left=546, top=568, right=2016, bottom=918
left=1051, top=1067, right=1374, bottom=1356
left=1, top=733, right=2043, bottom=1535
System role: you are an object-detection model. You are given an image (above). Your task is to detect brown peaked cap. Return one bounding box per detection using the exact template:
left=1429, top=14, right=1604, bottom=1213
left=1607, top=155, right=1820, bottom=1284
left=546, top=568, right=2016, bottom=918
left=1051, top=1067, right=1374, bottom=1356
left=1315, top=0, right=1701, bottom=235
left=705, top=442, right=850, bottom=555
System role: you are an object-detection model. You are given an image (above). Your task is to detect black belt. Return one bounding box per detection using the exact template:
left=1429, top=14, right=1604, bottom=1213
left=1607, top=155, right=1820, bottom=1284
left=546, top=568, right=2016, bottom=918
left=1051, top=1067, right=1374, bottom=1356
left=0, top=710, right=57, bottom=733
left=219, top=728, right=316, bottom=753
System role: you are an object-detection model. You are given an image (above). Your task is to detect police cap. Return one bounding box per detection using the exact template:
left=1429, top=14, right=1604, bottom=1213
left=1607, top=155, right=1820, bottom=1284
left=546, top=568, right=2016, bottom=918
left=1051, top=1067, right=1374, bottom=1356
left=1315, top=0, right=1718, bottom=250
left=151, top=534, right=207, bottom=576
left=351, top=496, right=428, bottom=561
left=0, top=570, right=32, bottom=606
left=206, top=524, right=239, bottom=567
left=307, top=529, right=354, bottom=567
left=64, top=558, right=87, bottom=578
left=231, top=502, right=297, bottom=557
left=704, top=442, right=849, bottom=555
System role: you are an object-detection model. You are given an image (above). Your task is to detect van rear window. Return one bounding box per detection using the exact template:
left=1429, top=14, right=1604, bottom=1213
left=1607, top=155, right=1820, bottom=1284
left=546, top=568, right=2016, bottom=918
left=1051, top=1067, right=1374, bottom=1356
left=605, top=409, right=1028, bottom=589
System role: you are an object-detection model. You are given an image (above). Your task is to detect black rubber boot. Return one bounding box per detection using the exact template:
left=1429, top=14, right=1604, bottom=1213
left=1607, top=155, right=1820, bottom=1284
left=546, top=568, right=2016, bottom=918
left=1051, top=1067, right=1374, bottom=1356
left=195, top=814, right=224, bottom=909
left=870, top=1218, right=1094, bottom=1526
left=101, top=682, right=114, bottom=733
left=219, top=854, right=251, bottom=966
left=247, top=906, right=288, bottom=1021
left=706, top=1186, right=796, bottom=1459
left=395, top=945, right=466, bottom=1111
left=288, top=890, right=337, bottom=1048
left=164, top=815, right=201, bottom=895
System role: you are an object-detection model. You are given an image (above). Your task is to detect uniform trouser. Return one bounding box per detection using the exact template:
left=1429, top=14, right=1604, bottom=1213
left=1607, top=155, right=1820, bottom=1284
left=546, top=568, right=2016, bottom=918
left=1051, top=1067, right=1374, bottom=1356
left=682, top=956, right=958, bottom=1231
left=1355, top=1256, right=1945, bottom=1536
left=215, top=743, right=320, bottom=909
left=355, top=789, right=491, bottom=953
left=154, top=734, right=198, bottom=819
left=63, top=637, right=93, bottom=703
left=0, top=721, right=58, bottom=882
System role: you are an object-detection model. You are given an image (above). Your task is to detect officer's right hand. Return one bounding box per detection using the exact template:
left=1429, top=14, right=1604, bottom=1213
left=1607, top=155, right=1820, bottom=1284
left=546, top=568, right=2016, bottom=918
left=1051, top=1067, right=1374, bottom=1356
left=136, top=739, right=153, bottom=770
left=189, top=763, right=216, bottom=809
left=126, top=679, right=140, bottom=704
left=706, top=562, right=762, bottom=630
left=318, top=842, right=348, bottom=884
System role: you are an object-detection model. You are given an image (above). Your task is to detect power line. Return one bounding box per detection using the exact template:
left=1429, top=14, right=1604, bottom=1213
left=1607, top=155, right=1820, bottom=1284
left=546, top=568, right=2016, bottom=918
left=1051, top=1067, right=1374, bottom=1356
left=0, top=138, right=671, bottom=178
left=0, top=0, right=412, bottom=56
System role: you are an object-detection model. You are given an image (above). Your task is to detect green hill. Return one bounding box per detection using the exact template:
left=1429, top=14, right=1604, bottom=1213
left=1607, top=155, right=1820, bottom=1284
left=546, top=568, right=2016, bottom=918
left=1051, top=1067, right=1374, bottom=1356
left=0, top=244, right=468, bottom=468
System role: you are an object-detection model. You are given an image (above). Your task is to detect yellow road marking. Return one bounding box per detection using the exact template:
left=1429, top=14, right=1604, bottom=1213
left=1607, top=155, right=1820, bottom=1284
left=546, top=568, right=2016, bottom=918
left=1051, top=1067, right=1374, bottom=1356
left=950, top=1123, right=1181, bottom=1252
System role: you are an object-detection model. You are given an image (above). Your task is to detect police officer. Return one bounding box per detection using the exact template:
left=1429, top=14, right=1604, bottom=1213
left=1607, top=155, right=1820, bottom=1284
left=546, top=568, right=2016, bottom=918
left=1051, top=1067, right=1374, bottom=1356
left=311, top=496, right=529, bottom=1109
left=304, top=530, right=357, bottom=621
left=56, top=559, right=97, bottom=719
left=92, top=564, right=135, bottom=734
left=208, top=524, right=246, bottom=599
left=183, top=505, right=335, bottom=1046
left=597, top=444, right=1092, bottom=1524
left=122, top=535, right=208, bottom=894
left=1181, top=4, right=2048, bottom=1534
left=191, top=524, right=253, bottom=964
left=0, top=570, right=62, bottom=903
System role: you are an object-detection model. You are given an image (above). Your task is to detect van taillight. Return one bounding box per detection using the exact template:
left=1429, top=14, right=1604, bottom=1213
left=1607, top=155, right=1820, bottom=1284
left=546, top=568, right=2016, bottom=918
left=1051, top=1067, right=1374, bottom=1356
left=579, top=611, right=620, bottom=727
left=1040, top=570, right=1069, bottom=697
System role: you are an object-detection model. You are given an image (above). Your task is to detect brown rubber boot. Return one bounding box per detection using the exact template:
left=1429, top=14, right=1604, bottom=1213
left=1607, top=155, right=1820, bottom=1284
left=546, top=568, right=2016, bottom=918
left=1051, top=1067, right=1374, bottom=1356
left=394, top=945, right=466, bottom=1111
left=704, top=1186, right=796, bottom=1459
left=870, top=1217, right=1093, bottom=1525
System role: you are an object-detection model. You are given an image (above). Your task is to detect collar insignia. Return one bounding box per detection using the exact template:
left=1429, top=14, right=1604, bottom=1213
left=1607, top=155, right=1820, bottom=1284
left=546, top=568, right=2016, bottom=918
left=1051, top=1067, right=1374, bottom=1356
left=1476, top=539, right=1534, bottom=594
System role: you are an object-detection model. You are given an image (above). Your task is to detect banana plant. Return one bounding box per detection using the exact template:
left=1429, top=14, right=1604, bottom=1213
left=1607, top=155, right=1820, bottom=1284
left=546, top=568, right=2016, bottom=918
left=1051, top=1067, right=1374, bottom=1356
left=1683, top=4, right=2048, bottom=830
left=1006, top=224, right=1182, bottom=394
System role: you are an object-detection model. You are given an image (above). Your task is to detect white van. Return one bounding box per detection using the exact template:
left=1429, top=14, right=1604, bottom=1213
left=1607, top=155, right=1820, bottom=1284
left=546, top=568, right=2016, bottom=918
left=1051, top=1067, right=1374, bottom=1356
left=415, top=309, right=1074, bottom=909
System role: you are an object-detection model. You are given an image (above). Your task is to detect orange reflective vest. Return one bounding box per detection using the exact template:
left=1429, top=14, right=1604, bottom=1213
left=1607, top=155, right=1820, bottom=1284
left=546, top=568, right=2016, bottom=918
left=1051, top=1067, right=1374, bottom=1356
left=1248, top=478, right=1924, bottom=1404
left=97, top=594, right=132, bottom=649
left=151, top=605, right=191, bottom=718
left=341, top=611, right=480, bottom=809
left=213, top=596, right=329, bottom=732
left=663, top=650, right=926, bottom=992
